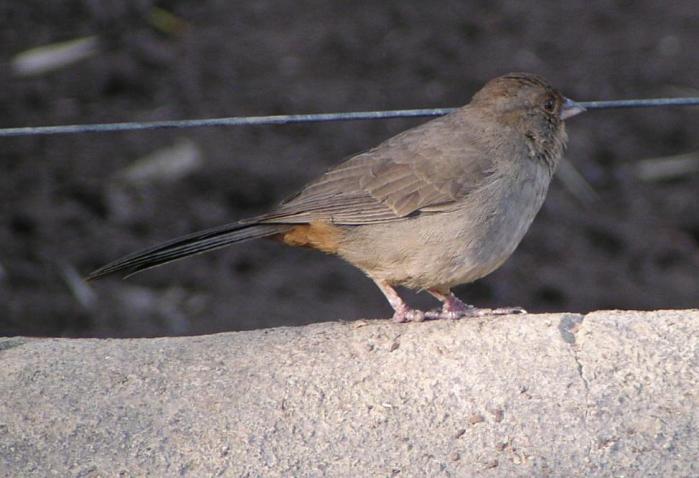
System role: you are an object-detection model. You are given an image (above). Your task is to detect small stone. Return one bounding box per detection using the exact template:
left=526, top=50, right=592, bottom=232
left=495, top=438, right=511, bottom=451
left=491, top=408, right=504, bottom=422
left=453, top=428, right=466, bottom=439
left=484, top=459, right=498, bottom=469
left=469, top=413, right=485, bottom=425
left=450, top=451, right=460, bottom=461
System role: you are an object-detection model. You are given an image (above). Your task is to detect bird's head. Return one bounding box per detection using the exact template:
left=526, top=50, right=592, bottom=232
left=471, top=72, right=584, bottom=170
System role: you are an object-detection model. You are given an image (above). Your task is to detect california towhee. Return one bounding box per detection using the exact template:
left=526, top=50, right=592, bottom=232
left=88, top=72, right=586, bottom=322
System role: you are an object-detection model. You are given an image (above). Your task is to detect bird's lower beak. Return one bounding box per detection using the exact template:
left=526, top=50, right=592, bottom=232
left=560, top=97, right=586, bottom=120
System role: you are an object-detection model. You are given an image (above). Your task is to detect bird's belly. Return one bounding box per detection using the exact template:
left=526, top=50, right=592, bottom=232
left=339, top=168, right=550, bottom=289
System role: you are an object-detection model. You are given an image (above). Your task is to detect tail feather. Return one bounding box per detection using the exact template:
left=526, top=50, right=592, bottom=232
left=86, top=221, right=291, bottom=280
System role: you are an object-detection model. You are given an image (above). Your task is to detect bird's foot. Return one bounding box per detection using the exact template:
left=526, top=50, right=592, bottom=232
left=377, top=280, right=525, bottom=323
left=392, top=304, right=526, bottom=323
left=423, top=292, right=475, bottom=320
left=489, top=306, right=527, bottom=315
left=426, top=289, right=527, bottom=320
left=392, top=306, right=426, bottom=323
left=466, top=306, right=527, bottom=317
left=424, top=305, right=527, bottom=320
left=372, top=278, right=426, bottom=323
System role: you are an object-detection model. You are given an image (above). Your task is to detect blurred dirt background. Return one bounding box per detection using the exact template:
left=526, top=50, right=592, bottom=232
left=1, top=1, right=698, bottom=338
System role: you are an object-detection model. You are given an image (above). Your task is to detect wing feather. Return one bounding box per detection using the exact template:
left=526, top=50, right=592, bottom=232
left=258, top=109, right=497, bottom=225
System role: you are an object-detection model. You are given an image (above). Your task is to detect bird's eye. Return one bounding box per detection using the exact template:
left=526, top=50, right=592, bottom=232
left=543, top=97, right=556, bottom=112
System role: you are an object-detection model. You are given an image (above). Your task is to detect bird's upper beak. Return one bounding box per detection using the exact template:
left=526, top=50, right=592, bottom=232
left=560, top=97, right=586, bottom=120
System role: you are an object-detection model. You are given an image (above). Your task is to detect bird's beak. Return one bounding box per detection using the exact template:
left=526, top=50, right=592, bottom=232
left=560, top=97, right=586, bottom=120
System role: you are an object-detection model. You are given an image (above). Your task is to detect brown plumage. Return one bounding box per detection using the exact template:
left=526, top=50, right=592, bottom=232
left=87, top=72, right=585, bottom=322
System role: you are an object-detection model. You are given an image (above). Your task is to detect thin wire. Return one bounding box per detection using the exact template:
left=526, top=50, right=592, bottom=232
left=0, top=108, right=457, bottom=138
left=0, top=98, right=697, bottom=138
left=580, top=97, right=699, bottom=110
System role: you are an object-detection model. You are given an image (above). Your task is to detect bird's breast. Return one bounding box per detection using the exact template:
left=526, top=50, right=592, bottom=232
left=443, top=160, right=552, bottom=284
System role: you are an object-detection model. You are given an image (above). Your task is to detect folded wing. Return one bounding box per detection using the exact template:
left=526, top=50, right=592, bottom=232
left=258, top=111, right=496, bottom=225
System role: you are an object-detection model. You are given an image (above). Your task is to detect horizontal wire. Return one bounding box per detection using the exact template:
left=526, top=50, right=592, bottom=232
left=0, top=108, right=457, bottom=138
left=580, top=97, right=699, bottom=110
left=0, top=98, right=698, bottom=138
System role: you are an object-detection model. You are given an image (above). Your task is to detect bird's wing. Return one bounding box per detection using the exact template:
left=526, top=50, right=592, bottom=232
left=256, top=111, right=497, bottom=225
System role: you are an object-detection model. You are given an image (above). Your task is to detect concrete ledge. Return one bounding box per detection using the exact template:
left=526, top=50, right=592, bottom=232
left=1, top=310, right=698, bottom=477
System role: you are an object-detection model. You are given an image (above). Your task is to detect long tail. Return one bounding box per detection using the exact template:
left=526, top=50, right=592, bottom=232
left=86, top=221, right=291, bottom=280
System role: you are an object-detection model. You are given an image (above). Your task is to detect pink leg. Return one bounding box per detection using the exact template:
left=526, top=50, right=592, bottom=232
left=373, top=279, right=425, bottom=323
left=427, top=289, right=526, bottom=320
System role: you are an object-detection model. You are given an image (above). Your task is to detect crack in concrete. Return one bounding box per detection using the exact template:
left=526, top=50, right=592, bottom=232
left=558, top=314, right=590, bottom=390
left=571, top=342, right=590, bottom=395
left=558, top=313, right=593, bottom=464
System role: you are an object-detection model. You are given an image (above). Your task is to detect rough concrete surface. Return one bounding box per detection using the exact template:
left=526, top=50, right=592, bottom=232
left=1, top=310, right=697, bottom=477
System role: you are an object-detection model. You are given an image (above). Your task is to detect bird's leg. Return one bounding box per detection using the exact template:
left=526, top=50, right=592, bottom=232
left=427, top=289, right=526, bottom=320
left=372, top=279, right=425, bottom=323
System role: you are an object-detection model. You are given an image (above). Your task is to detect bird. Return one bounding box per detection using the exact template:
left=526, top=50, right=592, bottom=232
left=87, top=72, right=586, bottom=322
